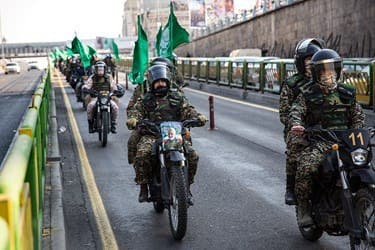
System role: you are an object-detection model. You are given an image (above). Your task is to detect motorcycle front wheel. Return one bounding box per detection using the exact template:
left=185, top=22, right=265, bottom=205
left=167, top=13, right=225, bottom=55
left=350, top=188, right=375, bottom=250
left=168, top=166, right=188, bottom=240
left=295, top=206, right=323, bottom=242
left=101, top=110, right=109, bottom=147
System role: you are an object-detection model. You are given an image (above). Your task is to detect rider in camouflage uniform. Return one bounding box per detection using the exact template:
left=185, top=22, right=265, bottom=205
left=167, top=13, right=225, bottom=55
left=279, top=38, right=324, bottom=205
left=84, top=61, right=119, bottom=133
left=289, top=49, right=365, bottom=227
left=126, top=57, right=186, bottom=164
left=126, top=64, right=206, bottom=203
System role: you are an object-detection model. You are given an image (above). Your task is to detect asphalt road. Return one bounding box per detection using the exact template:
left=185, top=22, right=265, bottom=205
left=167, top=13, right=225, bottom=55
left=0, top=66, right=44, bottom=168
left=52, top=69, right=361, bottom=250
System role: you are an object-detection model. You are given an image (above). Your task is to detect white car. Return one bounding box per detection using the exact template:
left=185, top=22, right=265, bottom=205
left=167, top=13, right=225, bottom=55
left=27, top=61, right=40, bottom=71
left=5, top=62, right=21, bottom=74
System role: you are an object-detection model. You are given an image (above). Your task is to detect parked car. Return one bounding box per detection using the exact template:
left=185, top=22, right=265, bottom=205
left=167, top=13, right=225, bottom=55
left=5, top=62, right=21, bottom=74
left=27, top=61, right=39, bottom=71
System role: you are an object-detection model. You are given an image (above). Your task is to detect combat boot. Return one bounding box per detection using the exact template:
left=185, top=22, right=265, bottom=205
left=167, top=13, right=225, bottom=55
left=138, top=184, right=148, bottom=203
left=88, top=120, right=94, bottom=133
left=297, top=201, right=313, bottom=227
left=111, top=121, right=117, bottom=134
left=187, top=184, right=194, bottom=206
left=285, top=175, right=296, bottom=205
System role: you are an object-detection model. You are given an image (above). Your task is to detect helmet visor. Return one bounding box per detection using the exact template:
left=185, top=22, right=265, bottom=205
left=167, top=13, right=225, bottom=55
left=314, top=61, right=341, bottom=90
left=96, top=66, right=105, bottom=75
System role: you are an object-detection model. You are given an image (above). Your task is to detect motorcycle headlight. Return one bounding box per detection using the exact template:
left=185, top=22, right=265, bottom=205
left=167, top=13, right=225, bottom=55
left=100, top=97, right=107, bottom=105
left=351, top=148, right=368, bottom=166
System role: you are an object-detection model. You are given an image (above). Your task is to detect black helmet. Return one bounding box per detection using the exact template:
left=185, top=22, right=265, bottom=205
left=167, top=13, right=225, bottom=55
left=115, top=84, right=125, bottom=97
left=150, top=57, right=174, bottom=70
left=294, top=38, right=325, bottom=75
left=310, top=49, right=342, bottom=91
left=94, top=61, right=107, bottom=76
left=147, top=64, right=171, bottom=90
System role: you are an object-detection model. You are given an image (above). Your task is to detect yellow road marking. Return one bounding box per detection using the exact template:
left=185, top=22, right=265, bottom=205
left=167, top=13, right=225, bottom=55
left=54, top=68, right=119, bottom=250
left=186, top=88, right=279, bottom=113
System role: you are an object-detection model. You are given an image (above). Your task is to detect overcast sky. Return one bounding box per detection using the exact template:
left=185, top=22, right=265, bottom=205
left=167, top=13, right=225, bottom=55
left=0, top=0, right=125, bottom=43
left=0, top=0, right=255, bottom=44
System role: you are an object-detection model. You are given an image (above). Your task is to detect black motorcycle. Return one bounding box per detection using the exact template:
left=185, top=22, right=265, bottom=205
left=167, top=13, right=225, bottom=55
left=136, top=119, right=202, bottom=240
left=296, top=127, right=375, bottom=249
left=84, top=89, right=121, bottom=147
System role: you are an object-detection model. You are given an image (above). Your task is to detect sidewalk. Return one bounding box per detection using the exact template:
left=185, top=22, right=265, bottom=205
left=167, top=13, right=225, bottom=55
left=42, top=71, right=65, bottom=250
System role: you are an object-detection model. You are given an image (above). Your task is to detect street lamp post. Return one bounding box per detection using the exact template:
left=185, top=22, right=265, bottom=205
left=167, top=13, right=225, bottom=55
left=0, top=12, right=4, bottom=59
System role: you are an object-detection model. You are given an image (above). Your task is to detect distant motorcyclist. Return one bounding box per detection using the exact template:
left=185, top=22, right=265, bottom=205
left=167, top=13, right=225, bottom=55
left=279, top=38, right=325, bottom=205
left=126, top=64, right=206, bottom=203
left=289, top=49, right=365, bottom=227
left=104, top=54, right=117, bottom=78
left=83, top=61, right=119, bottom=133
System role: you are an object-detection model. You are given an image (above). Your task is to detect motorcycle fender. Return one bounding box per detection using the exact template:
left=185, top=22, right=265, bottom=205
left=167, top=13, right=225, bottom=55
left=100, top=105, right=110, bottom=111
left=169, top=151, right=185, bottom=162
left=350, top=167, right=375, bottom=184
left=160, top=167, right=170, bottom=202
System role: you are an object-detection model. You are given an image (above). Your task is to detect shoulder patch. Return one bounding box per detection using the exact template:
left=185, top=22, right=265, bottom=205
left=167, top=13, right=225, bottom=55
left=337, top=83, right=356, bottom=100
left=286, top=73, right=305, bottom=88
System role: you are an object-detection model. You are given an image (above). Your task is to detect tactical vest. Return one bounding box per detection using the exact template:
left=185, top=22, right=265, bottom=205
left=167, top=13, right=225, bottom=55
left=142, top=91, right=183, bottom=123
left=302, top=83, right=356, bottom=130
left=286, top=73, right=308, bottom=101
left=92, top=75, right=111, bottom=92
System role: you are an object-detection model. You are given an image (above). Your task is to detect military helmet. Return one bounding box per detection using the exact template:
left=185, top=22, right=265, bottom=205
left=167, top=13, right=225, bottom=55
left=94, top=61, right=107, bottom=76
left=115, top=84, right=125, bottom=97
left=294, top=38, right=325, bottom=75
left=147, top=64, right=171, bottom=90
left=310, top=49, right=342, bottom=91
left=150, top=57, right=174, bottom=70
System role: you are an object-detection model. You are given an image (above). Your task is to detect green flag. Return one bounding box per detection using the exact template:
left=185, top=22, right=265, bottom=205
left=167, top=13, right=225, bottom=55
left=158, top=2, right=190, bottom=59
left=55, top=47, right=67, bottom=60
left=71, top=36, right=91, bottom=67
left=128, top=15, right=149, bottom=84
left=111, top=39, right=120, bottom=61
left=87, top=45, right=97, bottom=57
left=65, top=46, right=75, bottom=57
left=102, top=38, right=120, bottom=61
left=155, top=25, right=163, bottom=56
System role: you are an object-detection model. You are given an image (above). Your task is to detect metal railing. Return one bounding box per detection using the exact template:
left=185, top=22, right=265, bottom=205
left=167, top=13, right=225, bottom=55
left=0, top=70, right=51, bottom=250
left=120, top=56, right=375, bottom=110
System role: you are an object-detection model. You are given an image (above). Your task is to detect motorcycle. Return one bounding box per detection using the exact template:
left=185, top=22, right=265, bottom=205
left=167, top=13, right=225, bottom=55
left=84, top=89, right=121, bottom=147
left=296, top=127, right=375, bottom=249
left=69, top=73, right=79, bottom=90
left=75, top=75, right=89, bottom=110
left=136, top=119, right=202, bottom=240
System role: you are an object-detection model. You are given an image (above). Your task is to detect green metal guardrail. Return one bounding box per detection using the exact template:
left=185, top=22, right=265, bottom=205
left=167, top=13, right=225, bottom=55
left=0, top=69, right=50, bottom=250
left=119, top=56, right=375, bottom=110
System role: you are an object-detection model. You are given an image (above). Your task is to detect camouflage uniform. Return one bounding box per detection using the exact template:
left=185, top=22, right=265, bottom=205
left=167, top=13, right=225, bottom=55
left=128, top=90, right=201, bottom=185
left=126, top=85, right=144, bottom=164
left=126, top=68, right=187, bottom=164
left=279, top=73, right=310, bottom=176
left=84, top=74, right=119, bottom=122
left=289, top=83, right=365, bottom=203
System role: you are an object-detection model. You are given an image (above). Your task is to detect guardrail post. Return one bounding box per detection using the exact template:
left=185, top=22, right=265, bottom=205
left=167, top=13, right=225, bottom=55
left=208, top=96, right=217, bottom=130
left=125, top=72, right=128, bottom=90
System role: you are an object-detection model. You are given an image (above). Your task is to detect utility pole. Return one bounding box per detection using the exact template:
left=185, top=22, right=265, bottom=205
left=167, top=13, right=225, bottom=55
left=0, top=11, right=4, bottom=59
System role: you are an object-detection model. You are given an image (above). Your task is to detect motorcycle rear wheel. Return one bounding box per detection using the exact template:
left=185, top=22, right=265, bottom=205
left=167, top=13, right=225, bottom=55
left=168, top=166, right=188, bottom=240
left=350, top=188, right=375, bottom=250
left=295, top=206, right=323, bottom=241
left=101, top=111, right=109, bottom=147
